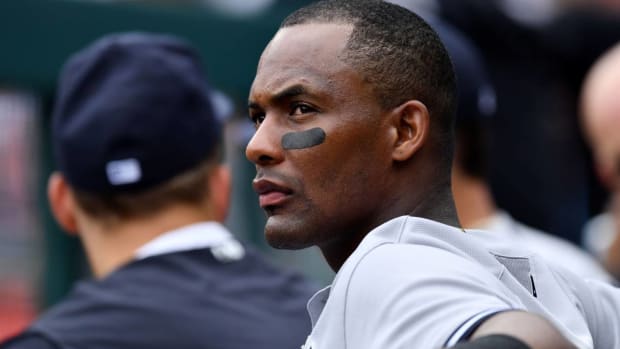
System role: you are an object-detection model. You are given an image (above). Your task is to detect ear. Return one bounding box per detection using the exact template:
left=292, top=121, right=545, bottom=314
left=47, top=172, right=79, bottom=235
left=209, top=164, right=231, bottom=223
left=389, top=100, right=430, bottom=162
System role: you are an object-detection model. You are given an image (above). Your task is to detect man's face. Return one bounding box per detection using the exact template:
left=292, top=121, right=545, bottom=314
left=246, top=23, right=394, bottom=250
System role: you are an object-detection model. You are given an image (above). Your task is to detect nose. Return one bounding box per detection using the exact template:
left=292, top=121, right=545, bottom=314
left=245, top=119, right=284, bottom=166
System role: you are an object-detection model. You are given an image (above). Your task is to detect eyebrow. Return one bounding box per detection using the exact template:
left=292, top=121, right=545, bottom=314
left=248, top=84, right=311, bottom=109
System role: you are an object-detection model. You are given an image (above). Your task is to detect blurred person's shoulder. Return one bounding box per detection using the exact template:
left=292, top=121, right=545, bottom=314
left=1, top=333, right=60, bottom=349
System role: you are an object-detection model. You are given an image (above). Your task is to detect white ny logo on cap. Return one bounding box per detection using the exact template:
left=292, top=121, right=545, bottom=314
left=106, top=159, right=142, bottom=185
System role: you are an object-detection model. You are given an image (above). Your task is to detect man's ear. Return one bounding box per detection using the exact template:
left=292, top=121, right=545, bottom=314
left=209, top=164, right=231, bottom=223
left=390, top=100, right=430, bottom=161
left=47, top=172, right=79, bottom=235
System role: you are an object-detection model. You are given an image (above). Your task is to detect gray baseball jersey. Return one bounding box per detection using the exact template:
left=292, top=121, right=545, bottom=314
left=302, top=216, right=620, bottom=349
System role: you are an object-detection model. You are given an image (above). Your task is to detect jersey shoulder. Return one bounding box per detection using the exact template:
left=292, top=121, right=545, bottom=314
left=1, top=333, right=61, bottom=349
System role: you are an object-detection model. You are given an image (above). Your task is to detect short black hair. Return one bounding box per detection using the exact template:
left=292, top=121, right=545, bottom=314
left=281, top=0, right=457, bottom=167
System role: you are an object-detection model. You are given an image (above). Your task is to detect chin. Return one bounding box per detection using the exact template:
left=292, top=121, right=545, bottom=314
left=264, top=216, right=316, bottom=250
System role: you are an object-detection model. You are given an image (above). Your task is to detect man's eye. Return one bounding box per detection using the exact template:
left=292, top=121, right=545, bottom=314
left=291, top=104, right=314, bottom=115
left=250, top=114, right=265, bottom=126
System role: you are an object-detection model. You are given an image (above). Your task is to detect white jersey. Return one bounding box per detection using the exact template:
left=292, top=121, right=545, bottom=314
left=303, top=216, right=620, bottom=349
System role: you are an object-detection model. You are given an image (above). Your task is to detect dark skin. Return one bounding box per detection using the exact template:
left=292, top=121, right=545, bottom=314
left=246, top=23, right=577, bottom=349
left=246, top=23, right=458, bottom=271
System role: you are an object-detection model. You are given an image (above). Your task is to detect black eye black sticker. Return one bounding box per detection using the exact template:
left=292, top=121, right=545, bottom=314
left=281, top=127, right=326, bottom=150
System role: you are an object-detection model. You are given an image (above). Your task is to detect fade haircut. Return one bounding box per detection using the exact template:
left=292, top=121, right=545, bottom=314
left=281, top=0, right=457, bottom=168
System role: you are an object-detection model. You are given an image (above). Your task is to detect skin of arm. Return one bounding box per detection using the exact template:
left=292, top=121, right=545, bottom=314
left=470, top=311, right=576, bottom=349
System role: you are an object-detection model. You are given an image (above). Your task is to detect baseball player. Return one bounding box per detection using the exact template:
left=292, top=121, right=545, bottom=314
left=1, top=32, right=315, bottom=349
left=245, top=1, right=620, bottom=348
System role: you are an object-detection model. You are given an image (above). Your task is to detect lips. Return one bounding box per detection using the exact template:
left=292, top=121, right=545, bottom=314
left=252, top=179, right=293, bottom=208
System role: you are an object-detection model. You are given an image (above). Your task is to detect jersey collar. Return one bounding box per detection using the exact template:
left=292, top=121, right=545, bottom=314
left=134, top=221, right=241, bottom=260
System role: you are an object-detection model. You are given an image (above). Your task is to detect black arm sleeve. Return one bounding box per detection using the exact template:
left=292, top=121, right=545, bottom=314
left=449, top=334, right=531, bottom=349
left=0, top=334, right=60, bottom=349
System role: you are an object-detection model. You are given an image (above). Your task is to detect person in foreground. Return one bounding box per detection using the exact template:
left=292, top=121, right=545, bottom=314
left=1, top=32, right=314, bottom=349
left=245, top=1, right=620, bottom=348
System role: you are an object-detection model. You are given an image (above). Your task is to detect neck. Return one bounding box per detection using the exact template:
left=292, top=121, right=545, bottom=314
left=451, top=168, right=497, bottom=228
left=319, top=175, right=460, bottom=272
left=408, top=178, right=461, bottom=227
left=76, top=204, right=214, bottom=279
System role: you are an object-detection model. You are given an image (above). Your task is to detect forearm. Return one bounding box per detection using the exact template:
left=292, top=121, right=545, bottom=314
left=468, top=311, right=576, bottom=349
left=451, top=335, right=531, bottom=349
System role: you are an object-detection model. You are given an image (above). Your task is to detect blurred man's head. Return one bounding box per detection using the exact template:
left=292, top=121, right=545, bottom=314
left=245, top=0, right=456, bottom=264
left=432, top=22, right=497, bottom=181
left=430, top=22, right=499, bottom=227
left=581, top=43, right=620, bottom=191
left=48, top=32, right=229, bottom=232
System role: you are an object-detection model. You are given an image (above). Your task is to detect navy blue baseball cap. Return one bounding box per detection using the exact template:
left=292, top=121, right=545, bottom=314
left=52, top=32, right=222, bottom=194
left=430, top=20, right=497, bottom=124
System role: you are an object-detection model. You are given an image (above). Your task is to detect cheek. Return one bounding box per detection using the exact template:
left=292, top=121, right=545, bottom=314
left=288, top=121, right=387, bottom=194
left=298, top=136, right=378, bottom=198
